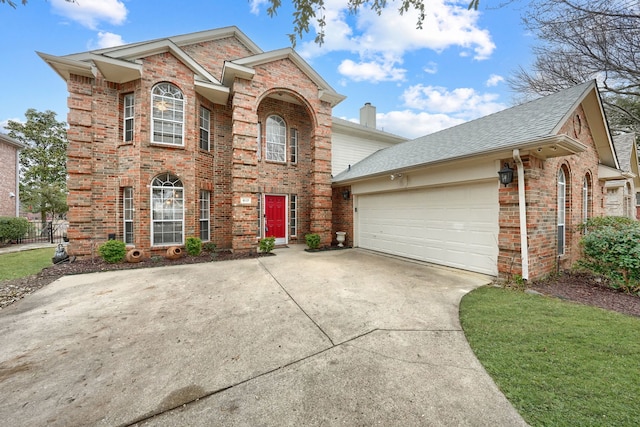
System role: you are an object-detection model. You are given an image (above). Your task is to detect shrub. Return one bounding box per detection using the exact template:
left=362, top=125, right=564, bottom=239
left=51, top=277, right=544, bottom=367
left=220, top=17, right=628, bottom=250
left=578, top=217, right=640, bottom=293
left=202, top=242, right=217, bottom=253
left=259, top=237, right=275, bottom=253
left=98, top=240, right=126, bottom=263
left=305, top=233, right=321, bottom=249
left=0, top=217, right=29, bottom=243
left=185, top=237, right=202, bottom=256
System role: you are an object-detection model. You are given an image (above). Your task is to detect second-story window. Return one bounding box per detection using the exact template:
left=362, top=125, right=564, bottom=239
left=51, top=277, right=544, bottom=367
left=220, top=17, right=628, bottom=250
left=199, top=106, right=210, bottom=151
left=123, top=93, right=134, bottom=142
left=266, top=115, right=286, bottom=162
left=290, top=128, right=298, bottom=164
left=152, top=83, right=184, bottom=146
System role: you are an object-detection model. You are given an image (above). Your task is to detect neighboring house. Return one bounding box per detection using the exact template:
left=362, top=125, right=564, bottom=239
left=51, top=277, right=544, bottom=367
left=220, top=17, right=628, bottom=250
left=333, top=80, right=625, bottom=281
left=40, top=26, right=347, bottom=258
left=606, top=133, right=639, bottom=219
left=0, top=133, right=24, bottom=217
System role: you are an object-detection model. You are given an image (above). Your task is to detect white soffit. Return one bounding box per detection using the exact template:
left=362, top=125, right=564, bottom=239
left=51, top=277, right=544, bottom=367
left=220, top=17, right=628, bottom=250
left=598, top=164, right=626, bottom=181
left=88, top=54, right=142, bottom=84
left=37, top=51, right=95, bottom=81
left=194, top=79, right=229, bottom=105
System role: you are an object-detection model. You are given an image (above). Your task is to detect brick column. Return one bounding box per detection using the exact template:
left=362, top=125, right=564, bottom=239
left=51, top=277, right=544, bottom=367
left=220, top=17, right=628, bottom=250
left=230, top=89, right=259, bottom=252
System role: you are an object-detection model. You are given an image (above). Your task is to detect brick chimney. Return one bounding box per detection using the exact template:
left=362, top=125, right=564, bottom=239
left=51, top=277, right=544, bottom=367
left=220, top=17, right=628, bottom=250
left=359, top=102, right=376, bottom=129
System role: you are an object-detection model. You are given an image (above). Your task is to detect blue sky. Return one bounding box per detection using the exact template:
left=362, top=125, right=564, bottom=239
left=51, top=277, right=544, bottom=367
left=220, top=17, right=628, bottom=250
left=0, top=0, right=533, bottom=139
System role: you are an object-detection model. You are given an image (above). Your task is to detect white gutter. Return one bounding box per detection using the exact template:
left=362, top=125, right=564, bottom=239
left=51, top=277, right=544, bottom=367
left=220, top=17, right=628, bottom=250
left=513, top=149, right=529, bottom=280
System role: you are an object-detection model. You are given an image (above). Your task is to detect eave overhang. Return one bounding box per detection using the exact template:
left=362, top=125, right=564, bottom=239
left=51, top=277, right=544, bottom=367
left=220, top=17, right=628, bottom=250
left=333, top=134, right=587, bottom=186
left=598, top=164, right=631, bottom=181
left=88, top=53, right=142, bottom=84
left=37, top=51, right=96, bottom=81
left=221, top=61, right=256, bottom=87
left=194, top=79, right=230, bottom=105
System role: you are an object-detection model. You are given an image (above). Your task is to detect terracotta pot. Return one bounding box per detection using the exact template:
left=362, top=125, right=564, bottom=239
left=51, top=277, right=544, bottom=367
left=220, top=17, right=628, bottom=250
left=166, top=246, right=183, bottom=260
left=126, top=249, right=142, bottom=263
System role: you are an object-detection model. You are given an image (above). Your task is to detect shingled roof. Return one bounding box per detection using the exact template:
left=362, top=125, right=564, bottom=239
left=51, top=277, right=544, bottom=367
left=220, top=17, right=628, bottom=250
left=334, top=80, right=603, bottom=183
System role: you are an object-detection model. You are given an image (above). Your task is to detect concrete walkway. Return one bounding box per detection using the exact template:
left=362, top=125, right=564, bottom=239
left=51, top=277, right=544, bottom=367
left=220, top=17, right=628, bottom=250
left=0, top=245, right=527, bottom=426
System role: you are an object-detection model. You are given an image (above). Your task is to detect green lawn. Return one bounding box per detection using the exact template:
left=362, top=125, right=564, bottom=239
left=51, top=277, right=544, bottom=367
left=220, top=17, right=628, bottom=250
left=460, top=286, right=640, bottom=426
left=0, top=248, right=53, bottom=280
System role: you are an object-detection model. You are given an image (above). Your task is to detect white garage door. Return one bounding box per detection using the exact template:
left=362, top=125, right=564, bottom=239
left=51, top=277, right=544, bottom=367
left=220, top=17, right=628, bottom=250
left=356, top=181, right=499, bottom=275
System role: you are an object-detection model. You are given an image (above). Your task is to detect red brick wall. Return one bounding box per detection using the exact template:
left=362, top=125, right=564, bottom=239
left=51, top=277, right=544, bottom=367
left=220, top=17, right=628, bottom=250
left=331, top=186, right=353, bottom=246
left=498, top=105, right=605, bottom=280
left=64, top=36, right=333, bottom=258
left=0, top=141, right=19, bottom=217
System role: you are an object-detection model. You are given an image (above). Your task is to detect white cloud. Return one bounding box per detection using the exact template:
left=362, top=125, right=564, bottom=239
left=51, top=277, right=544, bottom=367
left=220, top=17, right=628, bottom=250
left=51, top=0, right=127, bottom=30
left=89, top=31, right=126, bottom=49
left=298, top=0, right=494, bottom=84
left=423, top=62, right=438, bottom=74
left=376, top=110, right=466, bottom=139
left=401, top=84, right=505, bottom=119
left=249, top=0, right=268, bottom=14
left=338, top=56, right=406, bottom=82
left=486, top=74, right=504, bottom=87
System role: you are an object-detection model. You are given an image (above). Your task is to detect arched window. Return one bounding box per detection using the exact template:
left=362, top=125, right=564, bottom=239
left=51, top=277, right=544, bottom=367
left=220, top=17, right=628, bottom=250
left=266, top=115, right=286, bottom=162
left=151, top=173, right=184, bottom=245
left=152, top=83, right=184, bottom=145
left=582, top=174, right=592, bottom=226
left=558, top=168, right=567, bottom=255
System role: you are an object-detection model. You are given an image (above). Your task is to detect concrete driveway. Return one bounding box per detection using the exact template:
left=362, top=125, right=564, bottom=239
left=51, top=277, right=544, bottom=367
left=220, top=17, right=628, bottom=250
left=0, top=246, right=527, bottom=426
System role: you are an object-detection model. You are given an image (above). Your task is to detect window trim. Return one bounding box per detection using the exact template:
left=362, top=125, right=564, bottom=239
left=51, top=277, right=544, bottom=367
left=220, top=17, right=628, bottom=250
left=290, top=128, right=298, bottom=164
left=199, top=190, right=210, bottom=242
left=123, top=93, right=134, bottom=143
left=123, top=187, right=134, bottom=245
left=199, top=105, right=210, bottom=151
left=151, top=173, right=184, bottom=246
left=256, top=193, right=262, bottom=237
left=290, top=194, right=297, bottom=237
left=558, top=168, right=567, bottom=256
left=151, top=83, right=185, bottom=146
left=265, top=115, right=286, bottom=163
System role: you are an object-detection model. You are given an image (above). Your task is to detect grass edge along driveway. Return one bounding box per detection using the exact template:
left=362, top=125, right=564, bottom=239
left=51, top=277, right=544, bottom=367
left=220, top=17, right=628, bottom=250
left=460, top=286, right=640, bottom=427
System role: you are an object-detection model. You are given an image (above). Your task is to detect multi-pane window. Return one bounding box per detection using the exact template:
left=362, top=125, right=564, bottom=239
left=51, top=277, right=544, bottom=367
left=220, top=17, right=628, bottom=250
left=152, top=83, right=184, bottom=145
left=582, top=175, right=591, bottom=227
left=123, top=94, right=134, bottom=142
left=199, top=106, right=210, bottom=151
left=290, top=128, right=298, bottom=164
left=557, top=168, right=566, bottom=255
left=123, top=187, right=134, bottom=244
left=290, top=195, right=297, bottom=237
left=266, top=115, right=286, bottom=162
left=199, top=190, right=210, bottom=242
left=256, top=193, right=262, bottom=237
left=151, top=173, right=184, bottom=245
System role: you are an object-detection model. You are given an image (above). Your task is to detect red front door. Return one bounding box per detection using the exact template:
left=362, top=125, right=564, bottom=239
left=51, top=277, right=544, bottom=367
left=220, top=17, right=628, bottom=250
left=265, top=195, right=286, bottom=241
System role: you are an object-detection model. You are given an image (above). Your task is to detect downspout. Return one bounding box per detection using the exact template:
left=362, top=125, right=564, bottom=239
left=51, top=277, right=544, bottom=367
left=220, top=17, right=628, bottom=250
left=513, top=149, right=529, bottom=281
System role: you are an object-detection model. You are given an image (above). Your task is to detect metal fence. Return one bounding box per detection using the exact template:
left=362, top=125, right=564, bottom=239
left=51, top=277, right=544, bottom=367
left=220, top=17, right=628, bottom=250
left=17, top=220, right=68, bottom=245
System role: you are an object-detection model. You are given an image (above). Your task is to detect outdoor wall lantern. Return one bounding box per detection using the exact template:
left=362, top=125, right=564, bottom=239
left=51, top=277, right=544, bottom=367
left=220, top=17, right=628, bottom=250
left=498, top=163, right=514, bottom=187
left=342, top=189, right=351, bottom=200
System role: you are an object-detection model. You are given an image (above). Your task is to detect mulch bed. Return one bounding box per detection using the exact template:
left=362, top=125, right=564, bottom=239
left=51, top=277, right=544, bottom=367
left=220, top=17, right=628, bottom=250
left=526, top=271, right=640, bottom=318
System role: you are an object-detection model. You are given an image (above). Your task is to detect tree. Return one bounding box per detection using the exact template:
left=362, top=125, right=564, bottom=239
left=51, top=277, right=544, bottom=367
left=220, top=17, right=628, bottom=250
left=6, top=109, right=68, bottom=224
left=264, top=0, right=480, bottom=46
left=509, top=0, right=640, bottom=133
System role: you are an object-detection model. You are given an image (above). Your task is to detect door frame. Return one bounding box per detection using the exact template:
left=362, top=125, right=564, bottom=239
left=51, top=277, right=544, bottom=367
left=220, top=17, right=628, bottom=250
left=262, top=193, right=288, bottom=245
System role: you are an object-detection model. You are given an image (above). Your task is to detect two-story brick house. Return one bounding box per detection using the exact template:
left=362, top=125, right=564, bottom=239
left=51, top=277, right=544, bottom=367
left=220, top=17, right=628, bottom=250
left=40, top=27, right=347, bottom=258
left=0, top=133, right=24, bottom=218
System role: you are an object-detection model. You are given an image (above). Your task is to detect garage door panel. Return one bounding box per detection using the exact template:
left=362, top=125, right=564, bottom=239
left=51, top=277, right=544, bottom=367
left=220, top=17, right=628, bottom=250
left=357, top=183, right=499, bottom=275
